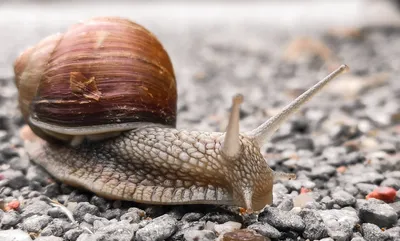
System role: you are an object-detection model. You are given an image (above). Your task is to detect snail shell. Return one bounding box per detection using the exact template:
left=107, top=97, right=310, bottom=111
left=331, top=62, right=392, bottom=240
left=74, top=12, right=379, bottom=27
left=14, top=17, right=176, bottom=143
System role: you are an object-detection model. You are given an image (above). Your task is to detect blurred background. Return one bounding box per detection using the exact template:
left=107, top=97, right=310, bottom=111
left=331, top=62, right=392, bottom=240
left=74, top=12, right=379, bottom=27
left=1, top=0, right=400, bottom=132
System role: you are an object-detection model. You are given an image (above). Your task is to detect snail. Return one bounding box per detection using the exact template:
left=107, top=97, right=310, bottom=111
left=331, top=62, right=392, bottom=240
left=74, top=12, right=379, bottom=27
left=13, top=17, right=349, bottom=212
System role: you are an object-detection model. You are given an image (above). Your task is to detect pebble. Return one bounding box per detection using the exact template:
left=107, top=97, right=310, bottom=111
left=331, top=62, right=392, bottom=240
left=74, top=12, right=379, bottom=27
left=356, top=183, right=378, bottom=195
left=101, top=208, right=121, bottom=220
left=63, top=228, right=84, bottom=241
left=1, top=210, right=21, bottom=228
left=331, top=190, right=356, bottom=207
left=41, top=218, right=74, bottom=237
left=25, top=165, right=50, bottom=185
left=199, top=211, right=242, bottom=224
left=385, top=226, right=400, bottom=240
left=42, top=183, right=60, bottom=198
left=0, top=169, right=28, bottom=189
left=362, top=223, right=391, bottom=241
left=214, top=221, right=242, bottom=235
left=135, top=214, right=177, bottom=241
left=319, top=208, right=359, bottom=241
left=247, top=222, right=281, bottom=239
left=90, top=196, right=110, bottom=212
left=358, top=199, right=398, bottom=228
left=380, top=178, right=400, bottom=190
left=350, top=172, right=384, bottom=184
left=120, top=207, right=145, bottom=224
left=47, top=206, right=69, bottom=219
left=181, top=212, right=204, bottom=222
left=277, top=197, right=294, bottom=211
left=258, top=207, right=305, bottom=231
left=300, top=208, right=328, bottom=240
left=21, top=200, right=51, bottom=218
left=34, top=236, right=63, bottom=241
left=21, top=215, right=51, bottom=232
left=309, top=165, right=336, bottom=179
left=0, top=229, right=32, bottom=241
left=73, top=202, right=100, bottom=222
left=183, top=230, right=216, bottom=241
left=171, top=221, right=205, bottom=240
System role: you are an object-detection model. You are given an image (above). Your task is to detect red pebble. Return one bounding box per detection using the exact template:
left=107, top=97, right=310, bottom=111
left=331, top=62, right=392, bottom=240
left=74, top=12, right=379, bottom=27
left=6, top=200, right=20, bottom=211
left=366, top=187, right=397, bottom=203
left=300, top=187, right=311, bottom=194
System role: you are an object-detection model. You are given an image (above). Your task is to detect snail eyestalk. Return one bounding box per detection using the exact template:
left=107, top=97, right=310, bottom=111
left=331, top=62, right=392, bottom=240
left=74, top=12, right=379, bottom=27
left=248, top=64, right=349, bottom=146
left=221, top=94, right=243, bottom=158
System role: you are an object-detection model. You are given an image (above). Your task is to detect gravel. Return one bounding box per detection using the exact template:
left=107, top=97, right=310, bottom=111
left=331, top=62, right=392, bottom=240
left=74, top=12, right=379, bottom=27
left=0, top=1, right=400, bottom=240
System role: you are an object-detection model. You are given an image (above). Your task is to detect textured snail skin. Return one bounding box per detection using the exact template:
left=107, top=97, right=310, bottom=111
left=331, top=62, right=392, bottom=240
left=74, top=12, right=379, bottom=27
left=27, top=125, right=274, bottom=211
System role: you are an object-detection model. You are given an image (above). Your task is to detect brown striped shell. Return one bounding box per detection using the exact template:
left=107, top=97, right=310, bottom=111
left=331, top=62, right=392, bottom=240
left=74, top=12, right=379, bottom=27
left=14, top=17, right=176, bottom=143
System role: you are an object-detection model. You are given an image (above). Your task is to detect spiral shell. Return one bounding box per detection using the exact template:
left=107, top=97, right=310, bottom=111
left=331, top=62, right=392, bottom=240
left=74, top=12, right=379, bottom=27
left=14, top=17, right=176, bottom=142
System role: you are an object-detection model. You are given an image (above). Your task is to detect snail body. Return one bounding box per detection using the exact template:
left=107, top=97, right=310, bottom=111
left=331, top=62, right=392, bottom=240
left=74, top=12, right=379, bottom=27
left=14, top=17, right=348, bottom=212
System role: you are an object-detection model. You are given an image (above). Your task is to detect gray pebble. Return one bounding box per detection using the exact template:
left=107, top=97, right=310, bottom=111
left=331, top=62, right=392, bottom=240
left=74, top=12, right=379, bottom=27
left=90, top=196, right=110, bottom=212
left=183, top=230, right=216, bottom=241
left=135, top=214, right=177, bottom=241
left=47, top=207, right=68, bottom=219
left=351, top=172, right=384, bottom=185
left=83, top=213, right=109, bottom=225
left=1, top=211, right=21, bottom=228
left=41, top=218, right=75, bottom=237
left=68, top=191, right=89, bottom=203
left=1, top=169, right=28, bottom=189
left=358, top=199, right=398, bottom=228
left=362, top=223, right=391, bottom=241
left=73, top=202, right=99, bottom=222
left=21, top=215, right=51, bottom=232
left=258, top=207, right=305, bottom=231
left=247, top=222, right=281, bottom=239
left=25, top=165, right=50, bottom=186
left=34, top=236, right=63, bottom=241
left=277, top=197, right=294, bottom=211
left=309, top=165, right=336, bottom=179
left=22, top=200, right=51, bottom=218
left=321, top=196, right=334, bottom=209
left=319, top=208, right=359, bottom=241
left=199, top=212, right=241, bottom=224
left=120, top=207, right=145, bottom=224
left=332, top=190, right=356, bottom=207
left=386, top=171, right=400, bottom=179
left=42, top=183, right=59, bottom=198
left=181, top=212, right=204, bottom=222
left=384, top=226, right=400, bottom=240
left=291, top=136, right=315, bottom=151
left=0, top=229, right=32, bottom=241
left=77, top=220, right=137, bottom=241
left=380, top=178, right=400, bottom=190
left=300, top=208, right=328, bottom=240
left=389, top=201, right=400, bottom=216
left=356, top=183, right=377, bottom=195
left=101, top=209, right=121, bottom=220
left=64, top=228, right=84, bottom=241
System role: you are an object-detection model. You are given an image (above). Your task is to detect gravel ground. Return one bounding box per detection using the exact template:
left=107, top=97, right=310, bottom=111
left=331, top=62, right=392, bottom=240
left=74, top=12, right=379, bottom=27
left=1, top=2, right=400, bottom=241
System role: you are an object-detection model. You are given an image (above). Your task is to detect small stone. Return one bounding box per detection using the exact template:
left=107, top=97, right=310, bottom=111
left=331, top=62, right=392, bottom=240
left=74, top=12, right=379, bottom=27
left=356, top=183, right=378, bottom=196
left=277, top=197, right=293, bottom=211
left=258, top=207, right=305, bottom=231
left=0, top=229, right=32, bottom=241
left=22, top=200, right=51, bottom=218
left=135, top=214, right=177, bottom=241
left=309, top=165, right=336, bottom=179
left=380, top=178, right=400, bottom=190
left=120, top=207, right=145, bottom=224
left=331, top=190, right=356, bottom=207
left=319, top=208, right=359, bottom=241
left=83, top=213, right=109, bottom=225
left=68, top=191, right=89, bottom=203
left=362, top=223, right=391, bottom=241
left=358, top=199, right=398, bottom=228
left=26, top=165, right=50, bottom=185
left=90, top=196, right=110, bottom=212
left=42, top=183, right=60, bottom=198
left=200, top=212, right=242, bottom=224
left=214, top=221, right=241, bottom=235
left=351, top=172, right=384, bottom=184
left=96, top=220, right=137, bottom=240
left=22, top=215, right=52, bottom=232
left=1, top=210, right=21, bottom=228
left=0, top=169, right=28, bottom=189
left=73, top=202, right=99, bottom=222
left=47, top=207, right=68, bottom=219
left=385, top=226, right=400, bottom=240
left=183, top=230, right=216, bottom=241
left=63, top=228, right=84, bottom=241
left=101, top=208, right=121, bottom=220
left=247, top=222, right=281, bottom=239
left=41, top=218, right=75, bottom=237
left=291, top=136, right=314, bottom=151
left=293, top=193, right=314, bottom=208
left=171, top=221, right=205, bottom=240
left=34, top=236, right=63, bottom=241
left=389, top=201, right=400, bottom=216
left=300, top=209, right=328, bottom=240
left=181, top=212, right=204, bottom=222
